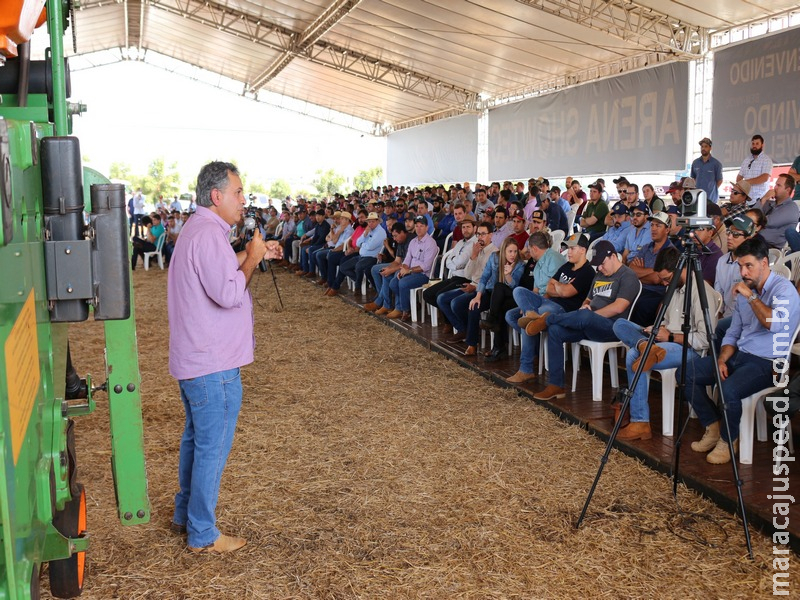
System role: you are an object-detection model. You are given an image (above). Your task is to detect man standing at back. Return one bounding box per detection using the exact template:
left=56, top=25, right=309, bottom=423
left=691, top=137, right=723, bottom=203
left=736, top=134, right=772, bottom=203
left=168, top=161, right=281, bottom=553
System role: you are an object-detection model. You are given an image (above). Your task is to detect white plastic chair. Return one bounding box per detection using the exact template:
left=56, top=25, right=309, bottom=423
left=647, top=285, right=721, bottom=437
left=781, top=250, right=800, bottom=285
left=408, top=248, right=440, bottom=323
left=768, top=247, right=784, bottom=266
left=565, top=209, right=577, bottom=234
left=549, top=229, right=565, bottom=250
left=771, top=263, right=791, bottom=279
left=428, top=247, right=456, bottom=326
left=143, top=232, right=166, bottom=270
left=570, top=281, right=642, bottom=402
left=739, top=321, right=800, bottom=464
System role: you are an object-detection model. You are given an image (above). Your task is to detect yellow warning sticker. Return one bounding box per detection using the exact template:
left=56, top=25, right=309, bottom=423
left=5, top=291, right=40, bottom=465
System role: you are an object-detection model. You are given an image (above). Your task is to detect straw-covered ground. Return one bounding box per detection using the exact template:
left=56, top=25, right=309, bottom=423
left=42, top=267, right=793, bottom=599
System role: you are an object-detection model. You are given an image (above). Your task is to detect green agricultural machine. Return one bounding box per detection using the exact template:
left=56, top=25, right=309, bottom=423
left=0, top=1, right=149, bottom=598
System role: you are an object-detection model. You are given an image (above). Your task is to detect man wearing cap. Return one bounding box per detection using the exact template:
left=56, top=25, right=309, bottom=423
left=691, top=138, right=723, bottom=203
left=736, top=135, right=773, bottom=203
left=714, top=214, right=757, bottom=348
left=627, top=211, right=674, bottom=325
left=364, top=223, right=409, bottom=313
left=526, top=240, right=640, bottom=400
left=385, top=216, right=439, bottom=321
left=579, top=182, right=609, bottom=242
left=759, top=173, right=798, bottom=249
left=621, top=201, right=652, bottom=264
left=326, top=211, right=386, bottom=296
left=315, top=211, right=353, bottom=286
left=722, top=180, right=752, bottom=221
left=685, top=238, right=800, bottom=464
left=420, top=214, right=477, bottom=326
left=416, top=199, right=436, bottom=236
left=612, top=246, right=710, bottom=441
left=600, top=203, right=632, bottom=252
left=509, top=212, right=529, bottom=248
left=296, top=209, right=331, bottom=277
left=540, top=193, right=569, bottom=237
left=506, top=234, right=595, bottom=385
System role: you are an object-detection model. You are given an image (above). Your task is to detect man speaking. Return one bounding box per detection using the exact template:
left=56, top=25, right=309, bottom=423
left=168, top=161, right=281, bottom=553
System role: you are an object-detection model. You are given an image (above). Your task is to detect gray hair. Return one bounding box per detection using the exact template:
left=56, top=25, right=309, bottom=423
left=195, top=161, right=239, bottom=208
left=528, top=231, right=551, bottom=250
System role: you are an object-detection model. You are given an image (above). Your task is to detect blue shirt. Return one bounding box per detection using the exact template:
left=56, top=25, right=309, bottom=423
left=602, top=220, right=631, bottom=252
left=690, top=155, right=723, bottom=202
left=532, top=248, right=567, bottom=293
left=356, top=225, right=387, bottom=257
left=623, top=225, right=652, bottom=260
left=723, top=272, right=800, bottom=358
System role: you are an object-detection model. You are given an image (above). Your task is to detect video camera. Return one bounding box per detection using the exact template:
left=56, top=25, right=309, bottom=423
left=677, top=189, right=713, bottom=228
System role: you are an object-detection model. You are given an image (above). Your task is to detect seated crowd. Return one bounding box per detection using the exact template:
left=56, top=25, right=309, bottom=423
left=270, top=170, right=800, bottom=466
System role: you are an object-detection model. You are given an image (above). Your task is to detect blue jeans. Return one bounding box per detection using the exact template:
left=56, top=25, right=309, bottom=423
left=547, top=310, right=619, bottom=388
left=370, top=263, right=391, bottom=307
left=174, top=368, right=243, bottom=548
left=613, top=319, right=699, bottom=423
left=388, top=272, right=428, bottom=311
left=684, top=351, right=774, bottom=442
left=437, top=288, right=475, bottom=333
left=332, top=253, right=358, bottom=289
left=714, top=316, right=732, bottom=355
left=512, top=287, right=566, bottom=374
left=314, top=248, right=332, bottom=277
left=785, top=226, right=800, bottom=253
left=300, top=243, right=323, bottom=272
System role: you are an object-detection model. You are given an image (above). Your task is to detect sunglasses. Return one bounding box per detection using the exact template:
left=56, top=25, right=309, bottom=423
left=631, top=212, right=646, bottom=218
left=726, top=230, right=747, bottom=238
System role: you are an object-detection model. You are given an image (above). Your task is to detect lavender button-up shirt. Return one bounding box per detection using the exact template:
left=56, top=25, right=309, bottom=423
left=404, top=233, right=439, bottom=275
left=168, top=206, right=255, bottom=380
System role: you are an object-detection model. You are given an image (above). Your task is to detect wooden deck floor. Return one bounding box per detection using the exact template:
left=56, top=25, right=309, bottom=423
left=332, top=283, right=799, bottom=553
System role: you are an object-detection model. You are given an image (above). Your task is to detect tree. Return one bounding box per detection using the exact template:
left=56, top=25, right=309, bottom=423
left=269, top=179, right=291, bottom=200
left=312, top=168, right=345, bottom=196
left=353, top=166, right=384, bottom=191
left=248, top=181, right=268, bottom=195
left=141, top=157, right=182, bottom=200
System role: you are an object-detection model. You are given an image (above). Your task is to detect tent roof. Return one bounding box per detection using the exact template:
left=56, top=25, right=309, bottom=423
left=67, top=0, right=798, bottom=133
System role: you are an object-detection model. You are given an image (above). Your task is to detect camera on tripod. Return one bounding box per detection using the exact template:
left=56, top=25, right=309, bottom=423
left=677, top=189, right=713, bottom=229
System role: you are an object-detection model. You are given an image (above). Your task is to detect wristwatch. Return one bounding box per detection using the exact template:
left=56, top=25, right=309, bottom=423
left=747, top=291, right=759, bottom=304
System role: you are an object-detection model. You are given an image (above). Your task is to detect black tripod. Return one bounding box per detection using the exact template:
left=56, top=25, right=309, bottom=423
left=265, top=259, right=284, bottom=310
left=575, top=233, right=754, bottom=559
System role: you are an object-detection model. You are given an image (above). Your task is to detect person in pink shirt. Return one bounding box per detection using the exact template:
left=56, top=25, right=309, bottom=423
left=168, top=161, right=280, bottom=554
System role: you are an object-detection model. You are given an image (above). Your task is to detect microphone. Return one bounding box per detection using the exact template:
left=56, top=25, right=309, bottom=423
left=243, top=216, right=267, bottom=271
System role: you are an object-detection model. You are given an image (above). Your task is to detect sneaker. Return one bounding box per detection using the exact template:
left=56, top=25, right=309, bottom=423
left=631, top=342, right=666, bottom=373
left=533, top=384, right=567, bottom=400
left=507, top=370, right=537, bottom=384
left=617, top=421, right=652, bottom=441
left=189, top=534, right=247, bottom=554
left=706, top=438, right=738, bottom=464
left=690, top=422, right=720, bottom=453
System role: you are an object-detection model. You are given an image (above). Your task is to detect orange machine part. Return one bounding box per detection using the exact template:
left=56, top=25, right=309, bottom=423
left=0, top=0, right=47, bottom=58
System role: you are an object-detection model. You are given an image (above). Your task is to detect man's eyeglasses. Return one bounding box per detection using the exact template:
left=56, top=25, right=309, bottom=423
left=631, top=212, right=646, bottom=218
left=477, top=232, right=490, bottom=237
left=726, top=230, right=747, bottom=238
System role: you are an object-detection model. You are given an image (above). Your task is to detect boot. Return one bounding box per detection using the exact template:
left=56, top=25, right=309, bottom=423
left=690, top=421, right=720, bottom=453
left=189, top=533, right=247, bottom=554
left=631, top=341, right=666, bottom=373
left=517, top=311, right=541, bottom=329
left=617, top=421, right=652, bottom=441
left=706, top=438, right=738, bottom=464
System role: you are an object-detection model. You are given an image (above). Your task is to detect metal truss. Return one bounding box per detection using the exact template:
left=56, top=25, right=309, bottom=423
left=515, top=0, right=706, bottom=56
left=78, top=0, right=479, bottom=111
left=250, top=0, right=363, bottom=90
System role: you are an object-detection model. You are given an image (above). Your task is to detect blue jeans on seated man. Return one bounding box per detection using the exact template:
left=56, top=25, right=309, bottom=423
left=437, top=288, right=475, bottom=333
left=300, top=243, right=324, bottom=272
left=713, top=316, right=732, bottom=355
left=370, top=262, right=394, bottom=307
left=509, top=287, right=566, bottom=374
left=388, top=272, right=428, bottom=312
left=546, top=310, right=619, bottom=388
left=174, top=367, right=242, bottom=549
left=612, top=319, right=700, bottom=423
left=339, top=255, right=377, bottom=290
left=684, top=350, right=774, bottom=442
left=331, top=253, right=359, bottom=289
left=314, top=248, right=332, bottom=277
left=785, top=225, right=800, bottom=254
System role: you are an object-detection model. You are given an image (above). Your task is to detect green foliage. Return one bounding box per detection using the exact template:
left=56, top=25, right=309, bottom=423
left=353, top=166, right=384, bottom=191
left=269, top=179, right=291, bottom=200
left=248, top=181, right=268, bottom=195
left=141, top=157, right=182, bottom=199
left=313, top=168, right=345, bottom=196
